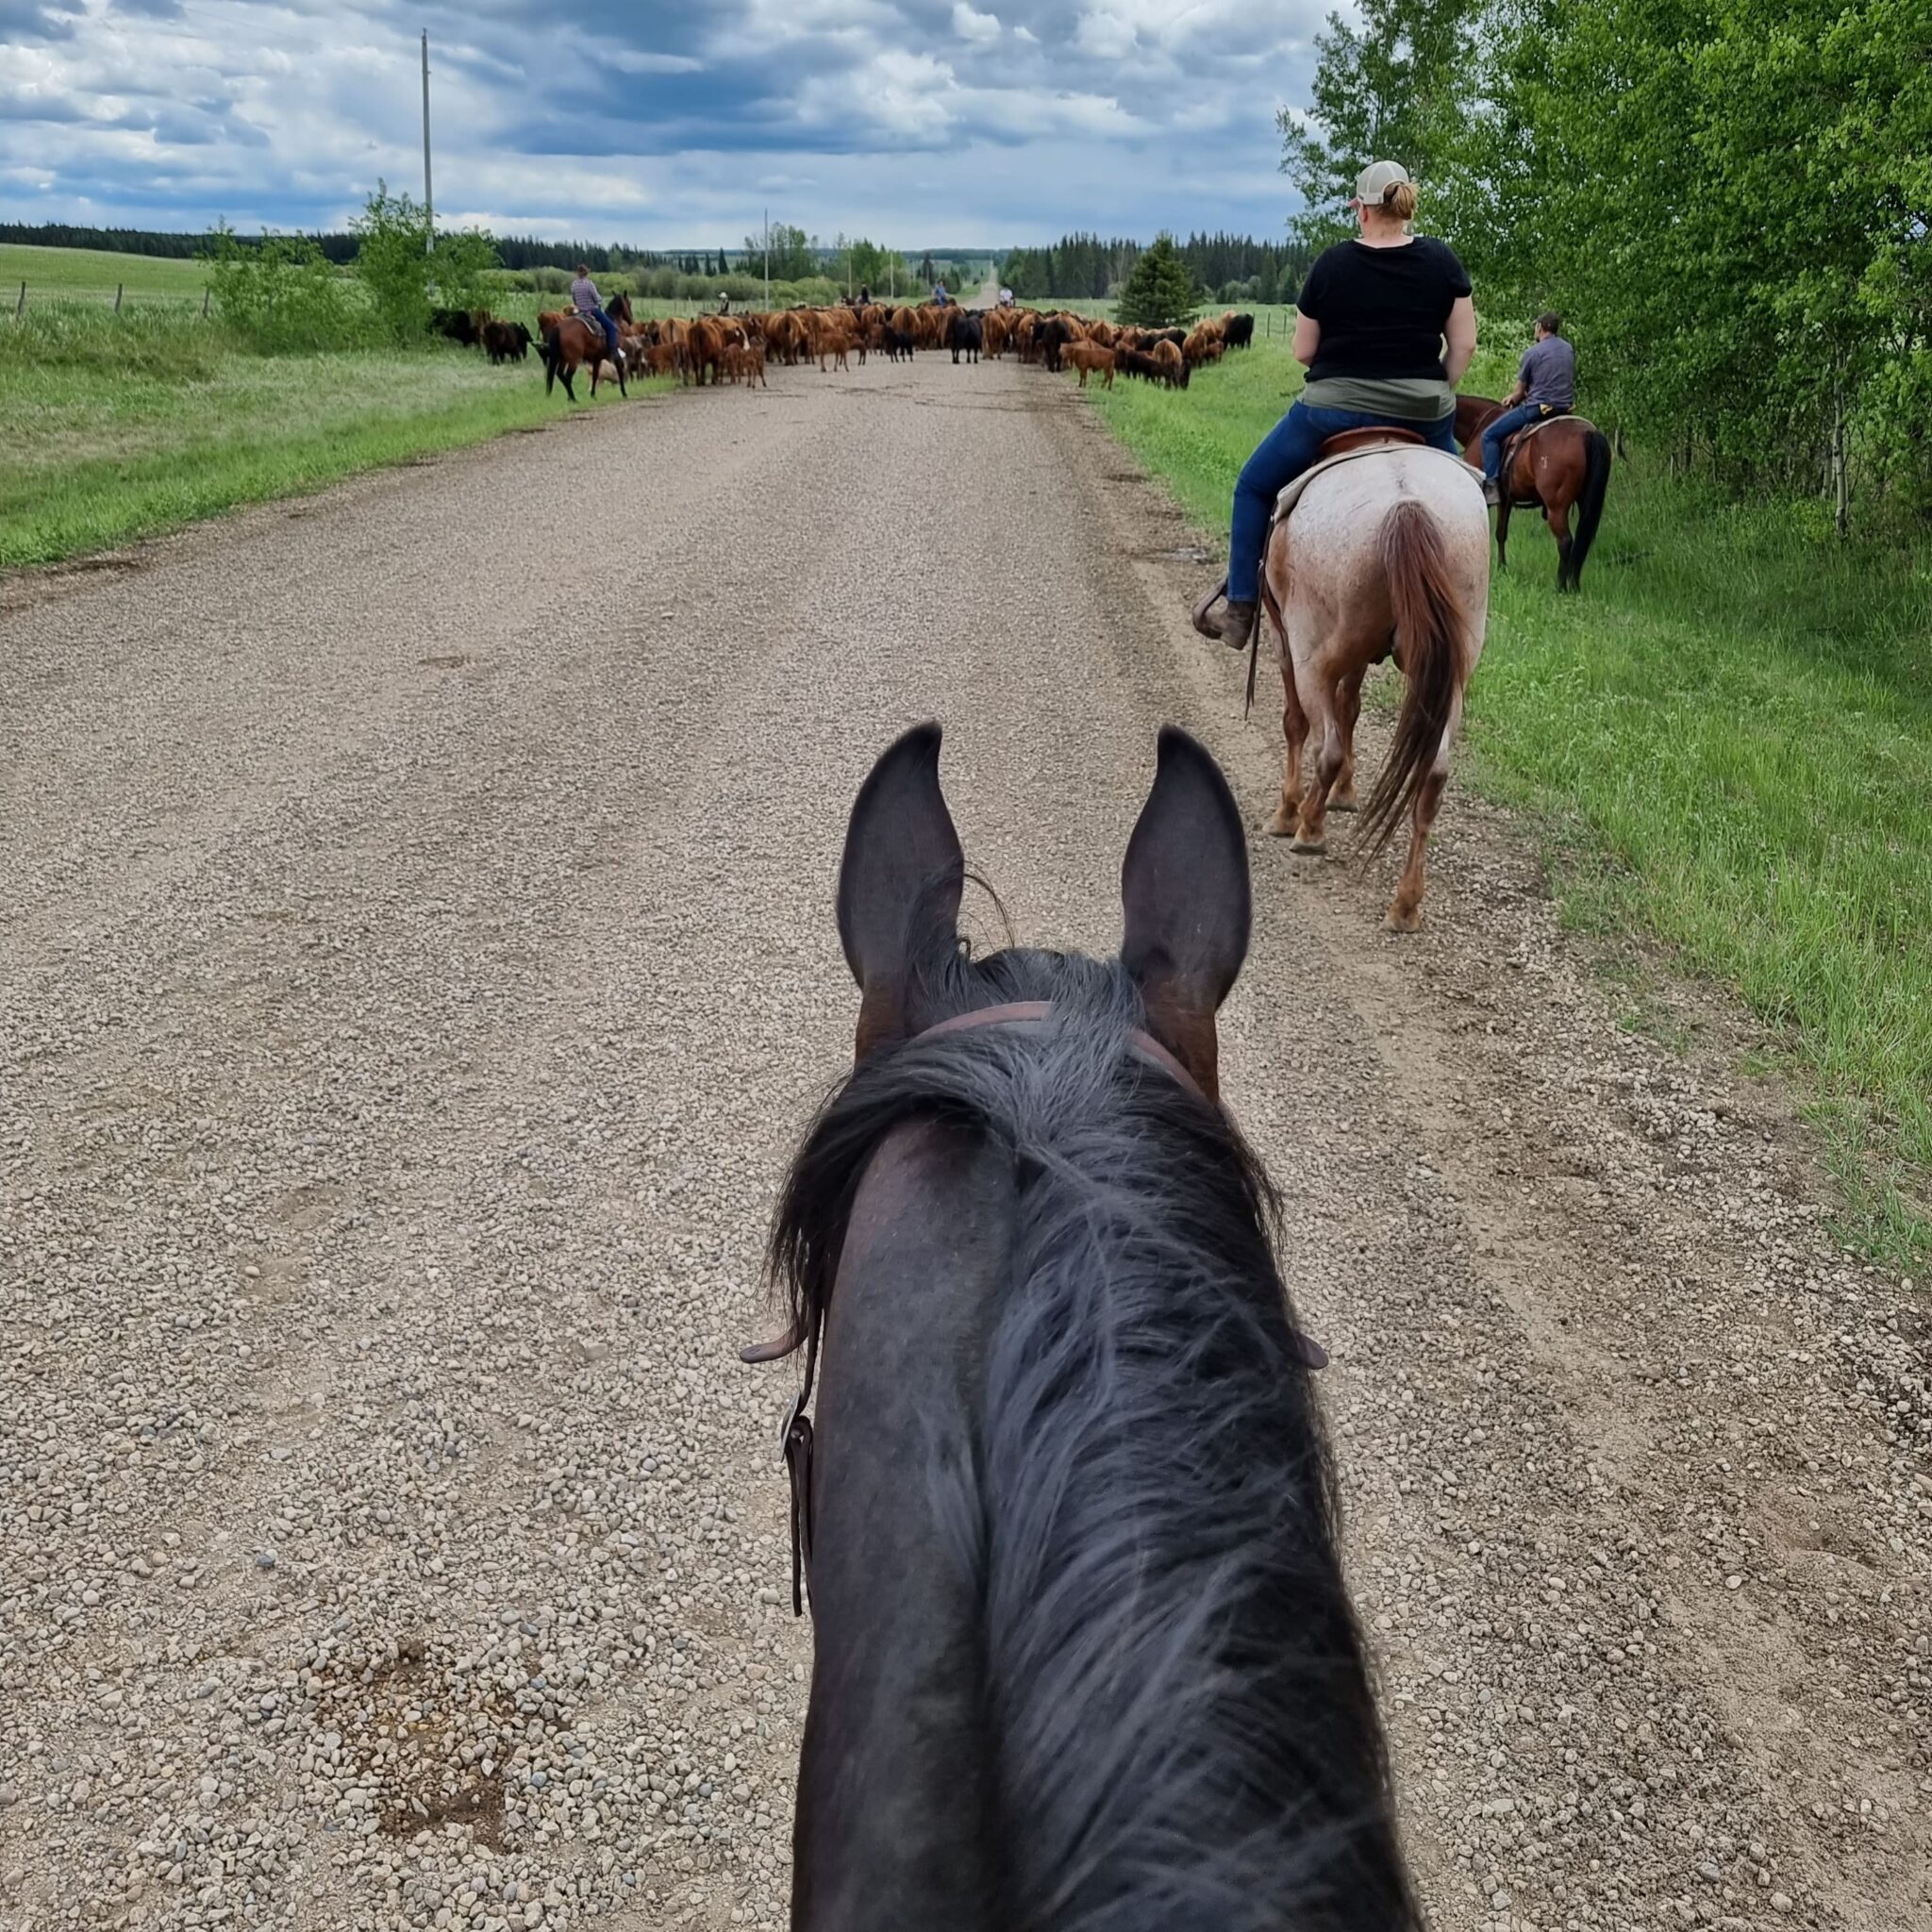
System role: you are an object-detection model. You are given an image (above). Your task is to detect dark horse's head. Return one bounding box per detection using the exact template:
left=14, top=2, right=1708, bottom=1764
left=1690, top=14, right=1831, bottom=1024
left=761, top=724, right=1419, bottom=1932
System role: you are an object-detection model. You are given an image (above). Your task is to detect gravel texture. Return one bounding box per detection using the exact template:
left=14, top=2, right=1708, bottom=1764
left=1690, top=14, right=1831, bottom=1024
left=1, top=344, right=1927, bottom=1932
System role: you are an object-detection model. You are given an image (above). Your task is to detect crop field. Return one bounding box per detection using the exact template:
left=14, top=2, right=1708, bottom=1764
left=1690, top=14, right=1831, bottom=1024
left=1081, top=328, right=1932, bottom=1257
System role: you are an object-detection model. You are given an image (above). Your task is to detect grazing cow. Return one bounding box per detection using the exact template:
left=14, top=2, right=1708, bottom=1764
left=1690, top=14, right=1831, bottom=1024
left=948, top=310, right=983, bottom=364
left=882, top=325, right=915, bottom=362
left=1151, top=340, right=1190, bottom=389
left=1063, top=342, right=1116, bottom=389
left=433, top=306, right=486, bottom=348
left=1183, top=324, right=1225, bottom=369
left=1224, top=311, right=1256, bottom=351
left=1118, top=347, right=1163, bottom=384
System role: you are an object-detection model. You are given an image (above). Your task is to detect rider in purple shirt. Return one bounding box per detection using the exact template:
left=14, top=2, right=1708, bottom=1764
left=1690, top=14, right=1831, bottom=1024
left=1481, top=312, right=1575, bottom=501
left=571, top=264, right=621, bottom=367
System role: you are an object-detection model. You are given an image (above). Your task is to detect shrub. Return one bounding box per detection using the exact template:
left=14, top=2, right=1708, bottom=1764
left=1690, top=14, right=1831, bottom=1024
left=352, top=182, right=437, bottom=342
left=203, top=223, right=362, bottom=353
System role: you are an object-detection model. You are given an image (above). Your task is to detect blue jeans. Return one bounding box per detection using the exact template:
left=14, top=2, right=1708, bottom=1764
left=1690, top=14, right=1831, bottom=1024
left=1228, top=401, right=1459, bottom=607
left=1481, top=401, right=1542, bottom=479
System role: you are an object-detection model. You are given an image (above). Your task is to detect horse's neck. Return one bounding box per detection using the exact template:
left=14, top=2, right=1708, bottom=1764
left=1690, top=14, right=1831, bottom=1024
left=791, top=1119, right=1013, bottom=1932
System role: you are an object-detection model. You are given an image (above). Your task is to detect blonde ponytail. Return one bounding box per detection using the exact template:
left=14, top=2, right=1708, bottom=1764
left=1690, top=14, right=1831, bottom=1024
left=1382, top=180, right=1418, bottom=223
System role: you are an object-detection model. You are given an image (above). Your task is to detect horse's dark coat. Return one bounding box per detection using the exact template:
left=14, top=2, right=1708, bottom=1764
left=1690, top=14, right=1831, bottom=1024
left=764, top=724, right=1418, bottom=1932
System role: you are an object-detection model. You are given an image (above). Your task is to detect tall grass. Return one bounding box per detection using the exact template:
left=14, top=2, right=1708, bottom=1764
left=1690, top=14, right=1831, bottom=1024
left=1083, top=334, right=1932, bottom=1262
left=0, top=302, right=635, bottom=570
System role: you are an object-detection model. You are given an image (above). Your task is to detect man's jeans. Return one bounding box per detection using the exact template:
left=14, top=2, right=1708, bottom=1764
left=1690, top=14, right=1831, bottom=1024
left=1480, top=401, right=1542, bottom=480
left=1228, top=402, right=1458, bottom=607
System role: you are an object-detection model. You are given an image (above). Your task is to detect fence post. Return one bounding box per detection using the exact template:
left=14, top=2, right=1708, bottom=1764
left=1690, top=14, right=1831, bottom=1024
left=202, top=287, right=211, bottom=319
left=114, top=283, right=125, bottom=313
left=14, top=280, right=23, bottom=320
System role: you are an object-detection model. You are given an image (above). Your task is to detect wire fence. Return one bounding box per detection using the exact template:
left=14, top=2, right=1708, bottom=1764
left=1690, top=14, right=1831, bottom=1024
left=11, top=280, right=212, bottom=319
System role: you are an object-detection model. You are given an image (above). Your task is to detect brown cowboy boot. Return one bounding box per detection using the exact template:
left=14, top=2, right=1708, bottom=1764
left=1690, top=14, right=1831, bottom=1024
left=1218, top=599, right=1257, bottom=653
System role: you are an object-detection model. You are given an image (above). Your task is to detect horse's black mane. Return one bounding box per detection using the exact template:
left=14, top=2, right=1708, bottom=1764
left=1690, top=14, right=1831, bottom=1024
left=770, top=915, right=1418, bottom=1931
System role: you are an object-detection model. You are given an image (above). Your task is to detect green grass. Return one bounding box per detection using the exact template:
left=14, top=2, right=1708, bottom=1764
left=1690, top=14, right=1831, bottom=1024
left=1, top=242, right=211, bottom=306
left=0, top=302, right=658, bottom=570
left=1082, top=333, right=1932, bottom=1265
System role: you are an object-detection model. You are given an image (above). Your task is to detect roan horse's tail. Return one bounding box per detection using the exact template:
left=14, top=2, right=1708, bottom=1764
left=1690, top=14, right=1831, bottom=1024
left=1360, top=499, right=1466, bottom=856
left=1569, top=428, right=1613, bottom=585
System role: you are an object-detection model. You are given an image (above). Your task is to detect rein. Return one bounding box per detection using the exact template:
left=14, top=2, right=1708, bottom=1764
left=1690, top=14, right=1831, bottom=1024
left=743, top=1001, right=1326, bottom=1618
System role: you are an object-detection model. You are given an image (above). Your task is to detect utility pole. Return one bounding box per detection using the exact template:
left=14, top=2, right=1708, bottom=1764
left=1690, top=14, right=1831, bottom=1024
left=763, top=208, right=770, bottom=308
left=421, top=30, right=434, bottom=245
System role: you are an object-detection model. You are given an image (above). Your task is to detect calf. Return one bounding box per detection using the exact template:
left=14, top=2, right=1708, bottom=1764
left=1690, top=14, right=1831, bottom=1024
left=1063, top=342, right=1116, bottom=389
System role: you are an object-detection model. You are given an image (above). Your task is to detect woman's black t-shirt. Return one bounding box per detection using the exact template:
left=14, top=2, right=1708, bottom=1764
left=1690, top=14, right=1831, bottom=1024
left=1297, top=237, right=1473, bottom=382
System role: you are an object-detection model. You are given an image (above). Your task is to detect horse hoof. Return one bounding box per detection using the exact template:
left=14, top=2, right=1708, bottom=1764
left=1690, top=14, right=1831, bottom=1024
left=1384, top=903, right=1424, bottom=933
left=1291, top=834, right=1327, bottom=856
left=1267, top=809, right=1297, bottom=839
left=1330, top=792, right=1358, bottom=814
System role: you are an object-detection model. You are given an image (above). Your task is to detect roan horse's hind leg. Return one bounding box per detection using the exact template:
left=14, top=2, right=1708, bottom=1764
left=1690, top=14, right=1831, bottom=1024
left=1329, top=671, right=1364, bottom=812
left=1385, top=726, right=1457, bottom=930
left=1268, top=674, right=1309, bottom=839
left=1291, top=672, right=1345, bottom=854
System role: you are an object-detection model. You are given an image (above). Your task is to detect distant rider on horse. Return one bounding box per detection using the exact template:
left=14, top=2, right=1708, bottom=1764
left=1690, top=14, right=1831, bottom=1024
left=1481, top=312, right=1574, bottom=505
left=1200, top=160, right=1476, bottom=657
left=570, top=263, right=621, bottom=367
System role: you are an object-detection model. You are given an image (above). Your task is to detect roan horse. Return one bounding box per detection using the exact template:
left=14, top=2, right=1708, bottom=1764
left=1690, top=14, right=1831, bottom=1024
left=1452, top=395, right=1612, bottom=591
left=746, top=723, right=1419, bottom=1932
left=1257, top=436, right=1491, bottom=929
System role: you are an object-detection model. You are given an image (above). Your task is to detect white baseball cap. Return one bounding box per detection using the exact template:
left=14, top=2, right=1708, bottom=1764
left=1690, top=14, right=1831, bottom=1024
left=1349, top=159, right=1412, bottom=208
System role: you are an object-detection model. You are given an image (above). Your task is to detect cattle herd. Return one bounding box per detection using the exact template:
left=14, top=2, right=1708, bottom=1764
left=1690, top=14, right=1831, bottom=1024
left=435, top=298, right=1257, bottom=397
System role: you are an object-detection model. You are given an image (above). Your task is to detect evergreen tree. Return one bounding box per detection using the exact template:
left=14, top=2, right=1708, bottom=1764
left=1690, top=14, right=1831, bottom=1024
left=1114, top=235, right=1201, bottom=328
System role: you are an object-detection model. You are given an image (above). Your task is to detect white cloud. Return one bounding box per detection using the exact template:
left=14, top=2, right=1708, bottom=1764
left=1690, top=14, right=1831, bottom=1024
left=1013, top=23, right=1037, bottom=42
left=1074, top=9, right=1139, bottom=60
left=608, top=50, right=706, bottom=75
left=951, top=3, right=1000, bottom=42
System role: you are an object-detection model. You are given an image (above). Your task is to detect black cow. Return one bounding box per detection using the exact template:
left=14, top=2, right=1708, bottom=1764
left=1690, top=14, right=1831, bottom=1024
left=1224, top=312, right=1256, bottom=351
left=1039, top=316, right=1074, bottom=372
left=482, top=319, right=533, bottom=364
left=883, top=325, right=916, bottom=362
left=948, top=310, right=983, bottom=365
left=432, top=307, right=485, bottom=348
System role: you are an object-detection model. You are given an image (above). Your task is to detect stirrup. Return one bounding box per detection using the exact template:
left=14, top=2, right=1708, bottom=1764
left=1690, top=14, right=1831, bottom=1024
left=1191, top=576, right=1229, bottom=641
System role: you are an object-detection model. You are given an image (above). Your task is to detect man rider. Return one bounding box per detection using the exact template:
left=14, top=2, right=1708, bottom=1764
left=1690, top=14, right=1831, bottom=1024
left=571, top=263, right=621, bottom=368
left=1482, top=312, right=1574, bottom=505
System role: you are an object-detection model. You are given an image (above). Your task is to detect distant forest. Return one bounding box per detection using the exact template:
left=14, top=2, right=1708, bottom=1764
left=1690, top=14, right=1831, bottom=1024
left=0, top=222, right=737, bottom=274
left=998, top=232, right=1315, bottom=305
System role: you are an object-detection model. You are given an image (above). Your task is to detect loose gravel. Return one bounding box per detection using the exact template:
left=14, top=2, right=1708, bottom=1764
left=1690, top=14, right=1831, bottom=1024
left=1, top=346, right=1926, bottom=1932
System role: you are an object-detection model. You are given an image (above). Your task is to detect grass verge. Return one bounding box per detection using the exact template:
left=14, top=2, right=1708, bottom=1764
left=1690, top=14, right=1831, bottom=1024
left=1081, top=333, right=1932, bottom=1266
left=1, top=304, right=657, bottom=571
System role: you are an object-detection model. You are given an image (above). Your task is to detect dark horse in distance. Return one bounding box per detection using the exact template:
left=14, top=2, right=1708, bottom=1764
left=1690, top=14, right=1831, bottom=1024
left=745, top=723, right=1419, bottom=1932
left=1454, top=394, right=1612, bottom=591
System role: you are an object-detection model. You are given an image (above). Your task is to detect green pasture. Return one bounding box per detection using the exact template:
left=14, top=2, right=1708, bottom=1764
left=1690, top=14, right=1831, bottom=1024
left=2, top=242, right=212, bottom=306
left=0, top=293, right=659, bottom=572
left=1080, top=332, right=1932, bottom=1263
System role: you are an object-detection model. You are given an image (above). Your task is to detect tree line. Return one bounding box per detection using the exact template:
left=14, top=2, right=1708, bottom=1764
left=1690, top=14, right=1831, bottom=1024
left=1000, top=231, right=1316, bottom=307
left=1283, top=0, right=1931, bottom=522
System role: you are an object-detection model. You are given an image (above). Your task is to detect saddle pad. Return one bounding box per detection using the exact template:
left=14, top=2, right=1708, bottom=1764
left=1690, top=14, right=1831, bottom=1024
left=1273, top=440, right=1484, bottom=524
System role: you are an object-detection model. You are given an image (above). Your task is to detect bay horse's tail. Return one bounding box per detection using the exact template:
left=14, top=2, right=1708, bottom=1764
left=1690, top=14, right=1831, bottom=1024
left=541, top=325, right=561, bottom=395
left=1361, top=500, right=1465, bottom=857
left=1570, top=428, right=1613, bottom=586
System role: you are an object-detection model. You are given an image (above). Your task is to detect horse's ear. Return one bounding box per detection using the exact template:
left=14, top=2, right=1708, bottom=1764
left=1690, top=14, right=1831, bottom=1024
left=1120, top=726, right=1250, bottom=1100
left=837, top=723, right=964, bottom=1058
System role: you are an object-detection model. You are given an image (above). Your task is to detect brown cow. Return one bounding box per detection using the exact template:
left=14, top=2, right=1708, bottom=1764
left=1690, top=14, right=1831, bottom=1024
left=1151, top=339, right=1188, bottom=389
left=1063, top=342, right=1117, bottom=390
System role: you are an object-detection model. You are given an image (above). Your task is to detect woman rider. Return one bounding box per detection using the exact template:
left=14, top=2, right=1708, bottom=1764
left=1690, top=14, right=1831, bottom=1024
left=570, top=262, right=622, bottom=368
left=1198, top=160, right=1476, bottom=655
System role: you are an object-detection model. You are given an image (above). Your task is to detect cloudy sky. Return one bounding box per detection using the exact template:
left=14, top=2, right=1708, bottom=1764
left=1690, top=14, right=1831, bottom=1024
left=1, top=0, right=1330, bottom=247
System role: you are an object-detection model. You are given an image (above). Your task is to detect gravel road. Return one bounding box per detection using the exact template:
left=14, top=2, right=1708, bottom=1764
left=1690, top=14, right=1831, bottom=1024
left=3, top=347, right=1927, bottom=1932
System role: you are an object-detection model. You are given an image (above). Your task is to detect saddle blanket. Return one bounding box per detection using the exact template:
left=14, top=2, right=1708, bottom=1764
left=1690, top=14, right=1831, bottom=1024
left=1273, top=440, right=1486, bottom=524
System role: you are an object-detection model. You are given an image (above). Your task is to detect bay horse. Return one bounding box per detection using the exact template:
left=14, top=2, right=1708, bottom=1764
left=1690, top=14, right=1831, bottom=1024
left=747, top=723, right=1419, bottom=1932
left=1257, top=438, right=1491, bottom=929
left=539, top=292, right=633, bottom=403
left=1453, top=395, right=1612, bottom=591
